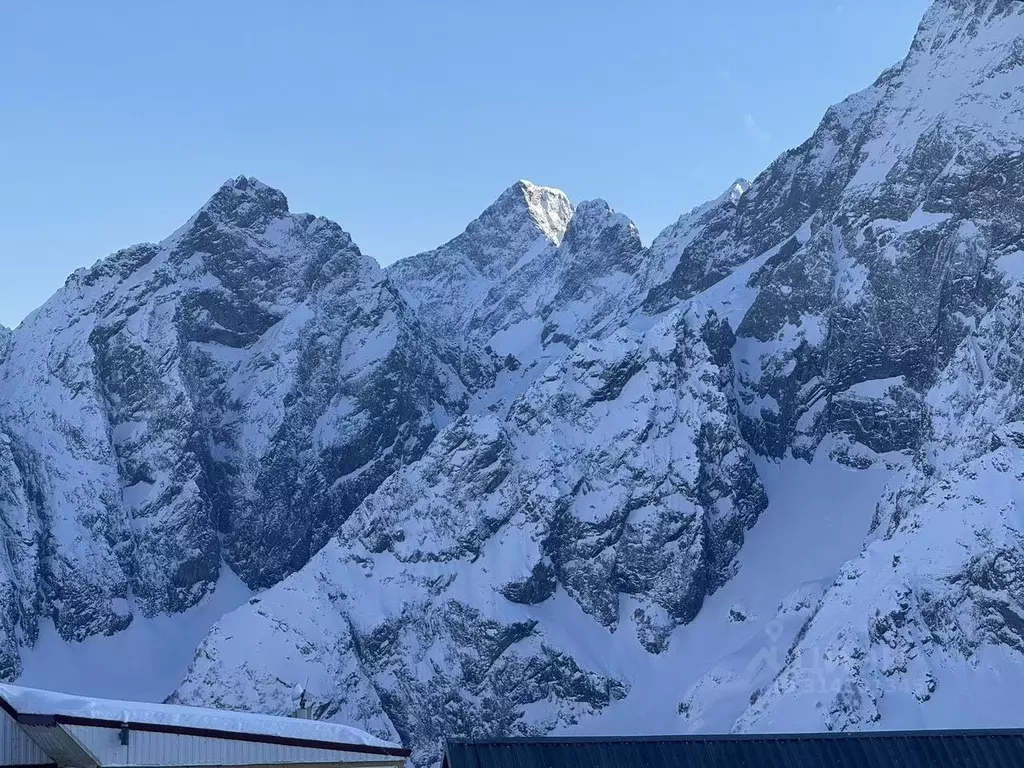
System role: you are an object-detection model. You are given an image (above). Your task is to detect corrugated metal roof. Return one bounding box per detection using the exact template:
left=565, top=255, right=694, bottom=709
left=443, top=731, right=1024, bottom=768
left=0, top=685, right=409, bottom=759
left=0, top=685, right=406, bottom=756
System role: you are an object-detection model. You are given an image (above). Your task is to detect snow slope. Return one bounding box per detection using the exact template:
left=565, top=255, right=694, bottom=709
left=15, top=568, right=251, bottom=703
left=574, top=447, right=900, bottom=735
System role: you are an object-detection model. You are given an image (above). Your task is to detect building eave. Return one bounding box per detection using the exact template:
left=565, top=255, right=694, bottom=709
left=0, top=693, right=410, bottom=760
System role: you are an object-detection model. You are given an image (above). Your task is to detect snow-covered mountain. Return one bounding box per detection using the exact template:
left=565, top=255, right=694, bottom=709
left=0, top=177, right=463, bottom=676
left=387, top=180, right=650, bottom=400
left=3, top=0, right=1024, bottom=763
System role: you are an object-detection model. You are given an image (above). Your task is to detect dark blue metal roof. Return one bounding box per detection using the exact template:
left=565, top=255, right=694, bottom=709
left=443, top=731, right=1024, bottom=768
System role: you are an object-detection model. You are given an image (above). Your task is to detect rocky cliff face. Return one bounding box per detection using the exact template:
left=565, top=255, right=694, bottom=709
left=0, top=177, right=462, bottom=673
left=727, top=276, right=1024, bottom=733
left=171, top=0, right=1024, bottom=758
left=660, top=0, right=1024, bottom=735
left=649, top=0, right=1024, bottom=463
left=3, top=0, right=1024, bottom=762
left=171, top=304, right=765, bottom=764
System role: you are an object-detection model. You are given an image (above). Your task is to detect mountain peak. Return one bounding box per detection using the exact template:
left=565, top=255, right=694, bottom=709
left=488, top=179, right=574, bottom=246
left=725, top=178, right=750, bottom=205
left=197, top=175, right=290, bottom=229
left=913, top=0, right=1020, bottom=52
left=559, top=198, right=643, bottom=269
left=568, top=198, right=636, bottom=235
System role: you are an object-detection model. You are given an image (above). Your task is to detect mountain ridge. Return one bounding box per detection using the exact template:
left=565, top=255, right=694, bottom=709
left=168, top=0, right=1024, bottom=758
left=2, top=0, right=1024, bottom=764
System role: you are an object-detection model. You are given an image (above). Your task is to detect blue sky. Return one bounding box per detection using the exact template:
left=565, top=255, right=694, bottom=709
left=1, top=0, right=930, bottom=328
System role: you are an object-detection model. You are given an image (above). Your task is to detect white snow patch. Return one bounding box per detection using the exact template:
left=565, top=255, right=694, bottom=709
left=844, top=376, right=906, bottom=399
left=16, top=567, right=253, bottom=703
left=995, top=250, right=1024, bottom=283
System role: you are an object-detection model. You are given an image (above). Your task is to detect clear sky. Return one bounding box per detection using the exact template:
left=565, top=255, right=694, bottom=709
left=1, top=0, right=931, bottom=328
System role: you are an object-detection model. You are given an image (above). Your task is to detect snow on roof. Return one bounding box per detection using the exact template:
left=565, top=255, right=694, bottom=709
left=0, top=684, right=400, bottom=753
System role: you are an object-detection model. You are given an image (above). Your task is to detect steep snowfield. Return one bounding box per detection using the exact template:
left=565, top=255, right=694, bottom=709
left=15, top=568, right=251, bottom=702
left=734, top=449, right=1024, bottom=732
left=575, top=447, right=900, bottom=735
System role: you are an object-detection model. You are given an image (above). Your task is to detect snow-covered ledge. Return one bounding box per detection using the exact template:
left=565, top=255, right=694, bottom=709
left=0, top=683, right=408, bottom=768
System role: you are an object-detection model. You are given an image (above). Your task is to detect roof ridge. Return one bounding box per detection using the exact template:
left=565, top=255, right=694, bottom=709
left=445, top=728, right=1024, bottom=745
